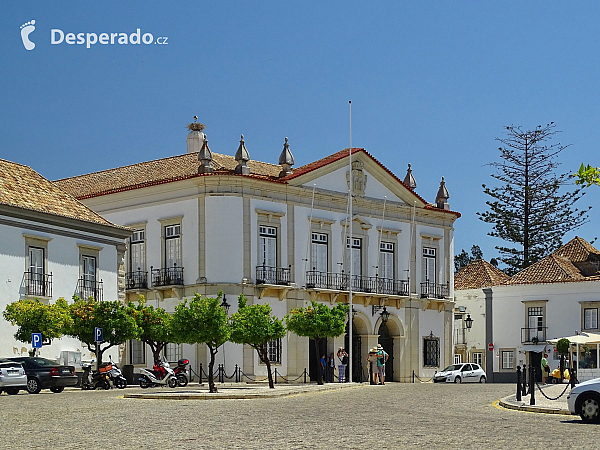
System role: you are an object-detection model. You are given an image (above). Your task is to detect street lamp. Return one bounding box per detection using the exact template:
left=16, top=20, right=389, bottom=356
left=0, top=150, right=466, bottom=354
left=221, top=295, right=231, bottom=314
left=465, top=314, right=473, bottom=330
left=380, top=306, right=390, bottom=324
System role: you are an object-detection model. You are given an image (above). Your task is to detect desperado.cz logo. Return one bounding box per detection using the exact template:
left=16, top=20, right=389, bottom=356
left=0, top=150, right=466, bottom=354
left=20, top=19, right=168, bottom=50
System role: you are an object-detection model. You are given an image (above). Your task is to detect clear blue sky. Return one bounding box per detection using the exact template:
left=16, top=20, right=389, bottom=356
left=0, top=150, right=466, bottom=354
left=2, top=1, right=599, bottom=267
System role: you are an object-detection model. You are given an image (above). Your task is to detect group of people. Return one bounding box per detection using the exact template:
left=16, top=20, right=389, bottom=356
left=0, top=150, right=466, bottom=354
left=319, top=344, right=389, bottom=384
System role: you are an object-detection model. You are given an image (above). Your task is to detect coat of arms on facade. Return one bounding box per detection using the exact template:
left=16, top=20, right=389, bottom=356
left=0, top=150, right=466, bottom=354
left=347, top=160, right=367, bottom=196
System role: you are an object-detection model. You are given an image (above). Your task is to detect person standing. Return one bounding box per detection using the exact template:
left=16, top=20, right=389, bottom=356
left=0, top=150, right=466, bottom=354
left=541, top=353, right=550, bottom=383
left=376, top=343, right=389, bottom=385
left=320, top=354, right=326, bottom=382
left=367, top=347, right=379, bottom=385
left=327, top=352, right=335, bottom=382
left=337, top=347, right=348, bottom=383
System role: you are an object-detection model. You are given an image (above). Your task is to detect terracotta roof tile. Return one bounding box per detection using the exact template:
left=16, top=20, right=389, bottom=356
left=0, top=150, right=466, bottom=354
left=553, top=236, right=600, bottom=262
left=508, top=254, right=585, bottom=285
left=454, top=259, right=510, bottom=290
left=0, top=159, right=120, bottom=227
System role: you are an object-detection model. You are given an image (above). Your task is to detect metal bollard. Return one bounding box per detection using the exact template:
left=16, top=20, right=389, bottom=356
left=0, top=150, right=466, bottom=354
left=199, top=363, right=203, bottom=385
left=235, top=364, right=239, bottom=383
left=529, top=365, right=535, bottom=406
left=304, top=368, right=307, bottom=384
left=522, top=364, right=527, bottom=396
left=571, top=366, right=577, bottom=389
left=274, top=368, right=278, bottom=384
left=516, top=366, right=522, bottom=402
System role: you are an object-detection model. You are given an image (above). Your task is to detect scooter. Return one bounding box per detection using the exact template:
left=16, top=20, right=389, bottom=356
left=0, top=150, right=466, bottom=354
left=107, top=356, right=127, bottom=389
left=81, top=363, right=111, bottom=390
left=139, top=359, right=178, bottom=388
left=173, top=358, right=189, bottom=387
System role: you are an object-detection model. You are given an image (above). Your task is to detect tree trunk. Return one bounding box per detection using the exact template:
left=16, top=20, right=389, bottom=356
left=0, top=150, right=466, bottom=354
left=257, top=346, right=274, bottom=389
left=208, top=346, right=217, bottom=393
left=149, top=342, right=166, bottom=364
left=314, top=338, right=323, bottom=385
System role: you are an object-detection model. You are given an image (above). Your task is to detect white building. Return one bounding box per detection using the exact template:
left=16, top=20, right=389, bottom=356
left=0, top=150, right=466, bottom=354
left=0, top=159, right=131, bottom=363
left=55, top=123, right=460, bottom=382
left=454, top=237, right=600, bottom=382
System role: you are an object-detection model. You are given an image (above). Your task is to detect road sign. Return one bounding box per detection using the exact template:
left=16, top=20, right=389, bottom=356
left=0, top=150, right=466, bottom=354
left=32, top=333, right=42, bottom=348
left=488, top=343, right=494, bottom=352
left=95, top=327, right=103, bottom=342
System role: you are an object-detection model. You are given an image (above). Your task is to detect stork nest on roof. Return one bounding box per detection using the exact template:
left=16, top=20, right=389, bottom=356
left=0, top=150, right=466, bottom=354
left=187, top=122, right=206, bottom=131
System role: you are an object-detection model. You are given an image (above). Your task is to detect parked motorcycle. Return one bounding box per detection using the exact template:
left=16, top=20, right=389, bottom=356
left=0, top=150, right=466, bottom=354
left=81, top=363, right=111, bottom=390
left=107, top=356, right=127, bottom=389
left=139, top=359, right=178, bottom=388
left=173, top=358, right=189, bottom=387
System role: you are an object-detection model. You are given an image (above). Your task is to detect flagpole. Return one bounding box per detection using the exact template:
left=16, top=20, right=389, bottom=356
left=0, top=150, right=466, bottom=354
left=348, top=100, right=353, bottom=383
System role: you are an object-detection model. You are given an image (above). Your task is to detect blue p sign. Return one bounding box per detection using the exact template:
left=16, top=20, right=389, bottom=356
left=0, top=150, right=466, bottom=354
left=94, top=327, right=103, bottom=342
left=32, top=333, right=42, bottom=348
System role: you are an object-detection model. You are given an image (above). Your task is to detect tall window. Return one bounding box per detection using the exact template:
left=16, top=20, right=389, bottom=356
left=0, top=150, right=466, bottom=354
left=422, top=247, right=436, bottom=283
left=453, top=354, right=462, bottom=364
left=130, top=229, right=146, bottom=272
left=379, top=242, right=394, bottom=279
left=259, top=226, right=277, bottom=267
left=423, top=336, right=439, bottom=367
left=472, top=352, right=483, bottom=366
left=501, top=350, right=514, bottom=369
left=267, top=338, right=282, bottom=364
left=528, top=306, right=544, bottom=341
left=165, top=224, right=181, bottom=268
left=585, top=308, right=598, bottom=330
left=29, top=247, right=45, bottom=295
left=130, top=340, right=145, bottom=365
left=164, top=343, right=182, bottom=362
left=311, top=233, right=328, bottom=272
left=82, top=255, right=96, bottom=287
left=345, top=237, right=362, bottom=276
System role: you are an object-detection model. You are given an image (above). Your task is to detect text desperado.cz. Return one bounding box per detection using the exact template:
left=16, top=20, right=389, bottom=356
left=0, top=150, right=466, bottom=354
left=51, top=29, right=168, bottom=48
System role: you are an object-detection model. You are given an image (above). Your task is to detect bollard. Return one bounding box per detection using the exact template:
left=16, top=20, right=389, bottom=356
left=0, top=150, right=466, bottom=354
left=571, top=366, right=577, bottom=389
left=522, top=364, right=527, bottom=396
left=235, top=364, right=239, bottom=383
left=529, top=364, right=535, bottom=406
left=304, top=368, right=307, bottom=384
left=274, top=368, right=278, bottom=384
left=516, top=366, right=522, bottom=402
left=199, top=363, right=203, bottom=385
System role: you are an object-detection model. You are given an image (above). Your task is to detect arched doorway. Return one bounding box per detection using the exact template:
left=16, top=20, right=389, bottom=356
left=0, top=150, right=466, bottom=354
left=378, top=321, right=394, bottom=381
left=344, top=322, right=363, bottom=382
left=308, top=338, right=328, bottom=382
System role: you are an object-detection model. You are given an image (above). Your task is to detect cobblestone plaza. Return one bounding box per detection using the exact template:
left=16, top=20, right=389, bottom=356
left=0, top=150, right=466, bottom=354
left=2, top=383, right=600, bottom=449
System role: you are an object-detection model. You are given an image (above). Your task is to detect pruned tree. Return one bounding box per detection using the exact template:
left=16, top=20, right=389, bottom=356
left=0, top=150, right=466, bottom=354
left=575, top=164, right=600, bottom=187
left=3, top=297, right=72, bottom=345
left=478, top=124, right=591, bottom=274
left=229, top=295, right=286, bottom=389
left=172, top=293, right=230, bottom=393
left=285, top=301, right=349, bottom=385
left=128, top=296, right=174, bottom=364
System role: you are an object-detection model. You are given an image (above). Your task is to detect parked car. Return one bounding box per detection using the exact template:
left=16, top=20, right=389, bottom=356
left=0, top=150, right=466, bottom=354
left=8, top=357, right=77, bottom=394
left=0, top=358, right=27, bottom=395
left=433, top=363, right=487, bottom=383
left=567, top=378, right=600, bottom=423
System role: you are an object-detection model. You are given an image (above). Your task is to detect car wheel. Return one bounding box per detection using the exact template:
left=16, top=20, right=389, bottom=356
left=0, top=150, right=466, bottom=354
left=454, top=376, right=461, bottom=384
left=50, top=386, right=64, bottom=393
left=5, top=388, right=19, bottom=395
left=479, top=376, right=486, bottom=383
left=579, top=393, right=600, bottom=423
left=26, top=378, right=42, bottom=394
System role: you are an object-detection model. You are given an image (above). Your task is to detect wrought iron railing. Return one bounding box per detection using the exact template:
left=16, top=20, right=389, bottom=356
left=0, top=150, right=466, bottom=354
left=521, top=327, right=547, bottom=344
left=125, top=270, right=148, bottom=290
left=77, top=278, right=103, bottom=301
left=256, top=265, right=291, bottom=286
left=24, top=271, right=52, bottom=297
left=420, top=282, right=449, bottom=299
left=151, top=266, right=184, bottom=287
left=306, top=270, right=409, bottom=296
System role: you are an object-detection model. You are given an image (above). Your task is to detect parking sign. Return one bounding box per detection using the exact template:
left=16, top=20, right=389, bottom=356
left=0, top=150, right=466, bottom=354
left=32, top=333, right=42, bottom=348
left=95, top=327, right=103, bottom=342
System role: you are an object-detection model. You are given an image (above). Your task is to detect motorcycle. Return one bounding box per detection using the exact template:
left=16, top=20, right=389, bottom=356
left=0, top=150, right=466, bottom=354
left=173, top=358, right=189, bottom=387
left=107, top=356, right=127, bottom=389
left=81, top=363, right=111, bottom=390
left=138, top=359, right=178, bottom=388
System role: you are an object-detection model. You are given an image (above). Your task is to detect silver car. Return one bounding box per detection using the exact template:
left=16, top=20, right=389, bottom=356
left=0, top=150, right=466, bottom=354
left=433, top=363, right=487, bottom=383
left=0, top=358, right=27, bottom=395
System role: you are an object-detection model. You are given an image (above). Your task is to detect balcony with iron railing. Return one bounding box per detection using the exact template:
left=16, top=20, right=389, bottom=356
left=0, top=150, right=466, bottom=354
left=77, top=278, right=103, bottom=301
left=125, top=270, right=148, bottom=290
left=256, top=265, right=291, bottom=286
left=521, top=327, right=547, bottom=344
left=151, top=265, right=184, bottom=287
left=420, top=281, right=449, bottom=299
left=305, top=270, right=409, bottom=296
left=24, top=271, right=52, bottom=297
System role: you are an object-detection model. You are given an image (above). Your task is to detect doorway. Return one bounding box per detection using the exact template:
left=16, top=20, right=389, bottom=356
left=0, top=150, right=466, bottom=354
left=378, top=322, right=394, bottom=382
left=308, top=338, right=328, bottom=382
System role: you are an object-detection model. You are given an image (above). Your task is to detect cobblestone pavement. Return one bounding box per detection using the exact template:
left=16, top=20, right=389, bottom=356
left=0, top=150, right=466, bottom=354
left=2, top=383, right=600, bottom=449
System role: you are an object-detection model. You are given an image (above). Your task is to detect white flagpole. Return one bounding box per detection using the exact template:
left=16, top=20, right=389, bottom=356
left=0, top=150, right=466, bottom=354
left=348, top=100, right=353, bottom=383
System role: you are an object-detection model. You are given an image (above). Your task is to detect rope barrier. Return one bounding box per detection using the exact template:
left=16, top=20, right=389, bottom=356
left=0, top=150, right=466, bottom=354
left=534, top=380, right=571, bottom=401
left=413, top=373, right=434, bottom=383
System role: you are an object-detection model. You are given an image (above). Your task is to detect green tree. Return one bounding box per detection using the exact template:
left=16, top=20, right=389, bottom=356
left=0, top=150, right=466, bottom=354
left=285, top=301, right=349, bottom=385
left=454, top=245, right=484, bottom=272
left=3, top=298, right=72, bottom=345
left=128, top=296, right=174, bottom=364
left=68, top=297, right=138, bottom=366
left=556, top=338, right=570, bottom=382
left=229, top=295, right=286, bottom=389
left=574, top=164, right=600, bottom=187
left=478, top=124, right=590, bottom=274
left=172, top=293, right=230, bottom=393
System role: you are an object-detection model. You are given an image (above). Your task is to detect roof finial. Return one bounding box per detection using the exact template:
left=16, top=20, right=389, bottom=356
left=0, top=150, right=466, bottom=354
left=235, top=134, right=251, bottom=175
left=435, top=176, right=450, bottom=210
left=198, top=134, right=213, bottom=174
left=403, top=163, right=417, bottom=189
left=278, top=137, right=294, bottom=177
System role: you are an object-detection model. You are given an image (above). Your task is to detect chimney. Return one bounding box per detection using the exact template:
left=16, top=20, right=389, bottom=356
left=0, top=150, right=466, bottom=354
left=235, top=134, right=250, bottom=175
left=435, top=177, right=450, bottom=210
left=278, top=137, right=294, bottom=178
left=187, top=116, right=206, bottom=154
left=403, top=163, right=417, bottom=189
left=198, top=134, right=213, bottom=174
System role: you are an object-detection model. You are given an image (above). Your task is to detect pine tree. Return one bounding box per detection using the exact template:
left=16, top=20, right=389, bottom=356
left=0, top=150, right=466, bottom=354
left=478, top=123, right=591, bottom=274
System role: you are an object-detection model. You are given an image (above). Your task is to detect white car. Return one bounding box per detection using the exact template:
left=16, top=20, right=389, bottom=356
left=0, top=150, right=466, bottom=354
left=0, top=358, right=27, bottom=395
left=433, top=363, right=487, bottom=383
left=567, top=378, right=600, bottom=422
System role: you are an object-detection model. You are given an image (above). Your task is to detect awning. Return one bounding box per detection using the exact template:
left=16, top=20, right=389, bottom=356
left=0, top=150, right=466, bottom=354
left=547, top=334, right=600, bottom=345
left=524, top=344, right=549, bottom=353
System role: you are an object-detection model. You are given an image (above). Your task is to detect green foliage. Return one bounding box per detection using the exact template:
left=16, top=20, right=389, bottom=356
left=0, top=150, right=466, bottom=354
left=3, top=298, right=72, bottom=343
left=285, top=301, right=349, bottom=340
left=478, top=124, right=590, bottom=274
left=574, top=164, right=600, bottom=187
left=454, top=245, right=484, bottom=272
left=557, top=338, right=570, bottom=355
left=127, top=296, right=174, bottom=362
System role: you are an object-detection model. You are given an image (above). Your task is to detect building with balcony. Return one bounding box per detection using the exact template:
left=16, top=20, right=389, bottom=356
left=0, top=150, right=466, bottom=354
left=54, top=122, right=460, bottom=382
left=0, top=158, right=131, bottom=362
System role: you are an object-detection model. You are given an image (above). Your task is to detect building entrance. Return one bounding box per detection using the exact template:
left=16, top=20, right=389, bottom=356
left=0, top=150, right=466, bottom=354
left=378, top=322, right=394, bottom=381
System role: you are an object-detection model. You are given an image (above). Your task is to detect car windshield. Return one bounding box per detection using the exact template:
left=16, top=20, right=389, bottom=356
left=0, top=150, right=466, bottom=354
left=442, top=364, right=463, bottom=372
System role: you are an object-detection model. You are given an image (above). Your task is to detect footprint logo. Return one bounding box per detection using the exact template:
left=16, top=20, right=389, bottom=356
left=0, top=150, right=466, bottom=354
left=20, top=20, right=36, bottom=50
